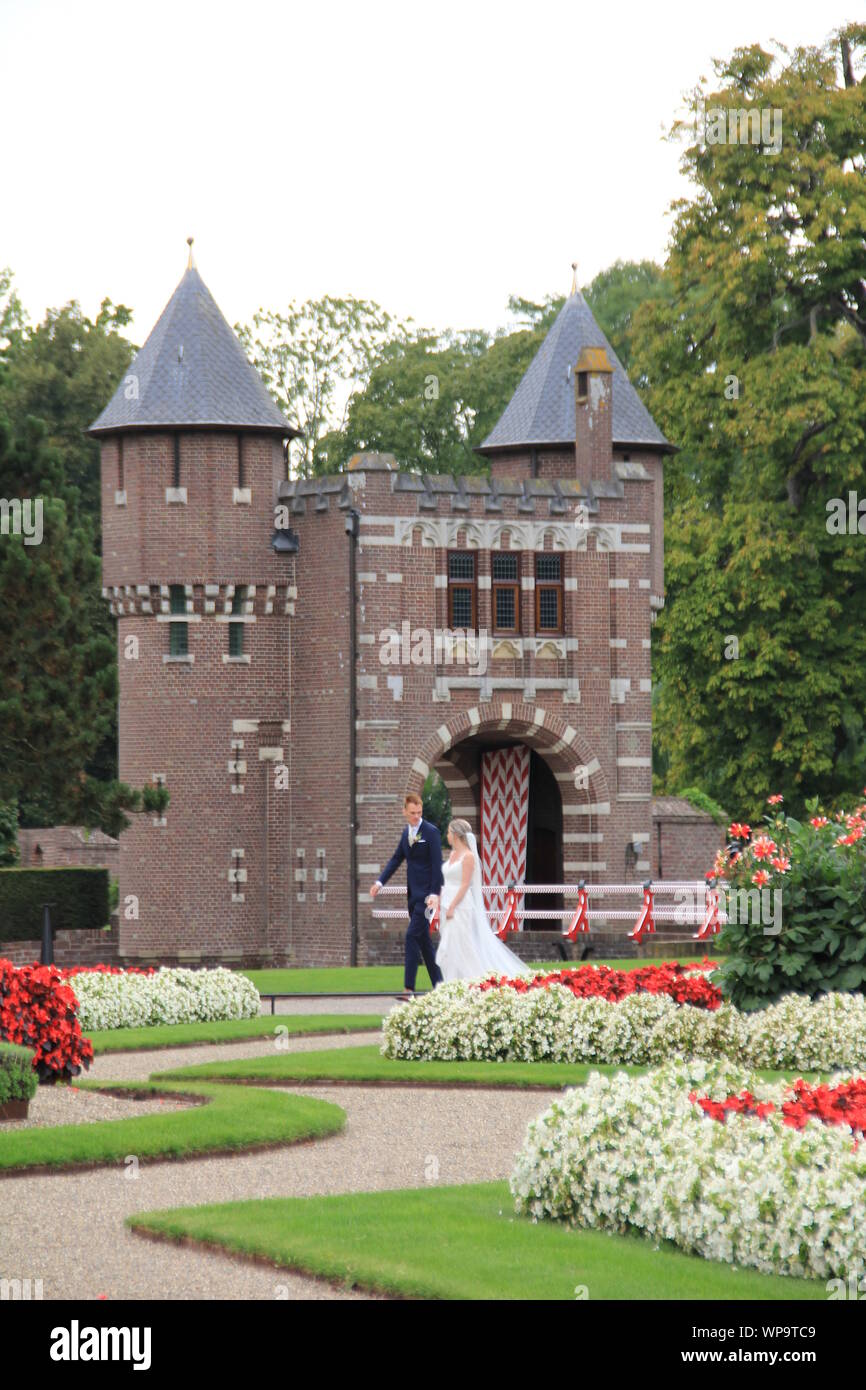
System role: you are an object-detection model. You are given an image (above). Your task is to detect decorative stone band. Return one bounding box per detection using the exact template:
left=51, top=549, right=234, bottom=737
left=354, top=515, right=650, bottom=553
left=102, top=582, right=298, bottom=617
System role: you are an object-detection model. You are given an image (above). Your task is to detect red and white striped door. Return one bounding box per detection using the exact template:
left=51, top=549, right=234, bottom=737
left=480, top=746, right=530, bottom=927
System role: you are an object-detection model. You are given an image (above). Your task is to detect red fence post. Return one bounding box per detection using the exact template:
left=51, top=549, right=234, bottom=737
left=564, top=881, right=589, bottom=939
left=497, top=890, right=518, bottom=940
left=693, top=878, right=721, bottom=940
left=628, top=881, right=655, bottom=941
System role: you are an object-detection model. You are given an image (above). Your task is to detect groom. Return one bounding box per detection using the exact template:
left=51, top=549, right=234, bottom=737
left=370, top=792, right=444, bottom=997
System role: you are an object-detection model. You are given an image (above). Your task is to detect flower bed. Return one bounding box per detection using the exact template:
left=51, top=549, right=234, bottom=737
left=68, top=966, right=260, bottom=1032
left=0, top=960, right=93, bottom=1083
left=714, top=791, right=866, bottom=1008
left=510, top=1057, right=866, bottom=1281
left=476, top=959, right=721, bottom=1010
left=381, top=978, right=866, bottom=1071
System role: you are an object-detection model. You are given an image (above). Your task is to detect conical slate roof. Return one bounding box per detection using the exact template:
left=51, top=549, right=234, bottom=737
left=89, top=266, right=296, bottom=437
left=478, top=291, right=670, bottom=454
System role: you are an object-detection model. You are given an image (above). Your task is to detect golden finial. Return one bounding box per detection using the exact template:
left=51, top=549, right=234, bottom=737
left=187, top=237, right=195, bottom=270
left=570, top=261, right=578, bottom=295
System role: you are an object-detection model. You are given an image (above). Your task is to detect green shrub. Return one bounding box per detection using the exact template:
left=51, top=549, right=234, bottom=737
left=714, top=796, right=866, bottom=1009
left=674, top=786, right=729, bottom=827
left=0, top=1041, right=38, bottom=1105
left=0, top=868, right=110, bottom=942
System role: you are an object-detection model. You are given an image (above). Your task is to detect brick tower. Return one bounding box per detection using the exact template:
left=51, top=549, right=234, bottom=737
left=90, top=246, right=300, bottom=966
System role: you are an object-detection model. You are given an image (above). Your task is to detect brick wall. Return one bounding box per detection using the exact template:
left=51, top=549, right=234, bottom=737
left=652, top=814, right=724, bottom=882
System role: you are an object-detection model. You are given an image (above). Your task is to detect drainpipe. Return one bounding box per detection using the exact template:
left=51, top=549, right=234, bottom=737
left=346, top=507, right=361, bottom=966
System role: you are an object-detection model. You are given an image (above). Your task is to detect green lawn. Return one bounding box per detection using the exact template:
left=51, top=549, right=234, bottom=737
left=242, top=958, right=721, bottom=995
left=127, top=1181, right=823, bottom=1301
left=158, top=1045, right=827, bottom=1091
left=0, top=1079, right=345, bottom=1173
left=86, top=1014, right=383, bottom=1054
left=157, top=1044, right=619, bottom=1089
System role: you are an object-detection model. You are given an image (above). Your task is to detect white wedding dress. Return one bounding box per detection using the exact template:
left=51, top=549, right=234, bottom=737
left=436, top=833, right=533, bottom=982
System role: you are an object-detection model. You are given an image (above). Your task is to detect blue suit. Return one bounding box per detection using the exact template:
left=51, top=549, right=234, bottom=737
left=378, top=819, right=445, bottom=990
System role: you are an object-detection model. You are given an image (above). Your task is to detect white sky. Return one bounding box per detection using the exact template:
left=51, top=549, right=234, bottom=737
left=0, top=0, right=859, bottom=343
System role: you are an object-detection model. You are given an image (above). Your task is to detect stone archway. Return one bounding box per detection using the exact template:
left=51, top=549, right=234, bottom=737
left=406, top=701, right=610, bottom=887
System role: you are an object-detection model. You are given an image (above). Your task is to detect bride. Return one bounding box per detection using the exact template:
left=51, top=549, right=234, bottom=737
left=428, top=818, right=532, bottom=982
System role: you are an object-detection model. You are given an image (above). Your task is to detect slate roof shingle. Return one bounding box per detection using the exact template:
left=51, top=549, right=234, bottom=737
left=478, top=290, right=670, bottom=454
left=88, top=267, right=296, bottom=437
left=652, top=797, right=718, bottom=821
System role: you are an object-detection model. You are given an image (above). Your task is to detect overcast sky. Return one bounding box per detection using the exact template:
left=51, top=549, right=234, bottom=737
left=1, top=0, right=859, bottom=343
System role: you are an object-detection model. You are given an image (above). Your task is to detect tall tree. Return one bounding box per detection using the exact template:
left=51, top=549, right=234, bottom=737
left=0, top=284, right=136, bottom=832
left=582, top=260, right=665, bottom=372
left=634, top=27, right=866, bottom=817
left=0, top=416, right=118, bottom=823
left=238, top=297, right=409, bottom=476
left=1, top=297, right=134, bottom=519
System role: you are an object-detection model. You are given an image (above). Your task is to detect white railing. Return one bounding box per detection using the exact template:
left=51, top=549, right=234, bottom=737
left=371, top=879, right=728, bottom=938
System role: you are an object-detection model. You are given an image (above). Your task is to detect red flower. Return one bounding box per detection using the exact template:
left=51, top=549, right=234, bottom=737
left=474, top=960, right=722, bottom=1010
left=810, top=816, right=828, bottom=828
left=752, top=870, right=770, bottom=888
left=770, top=855, right=791, bottom=873
left=728, top=822, right=751, bottom=839
left=0, top=958, right=94, bottom=1084
left=751, top=836, right=777, bottom=861
left=767, top=794, right=784, bottom=805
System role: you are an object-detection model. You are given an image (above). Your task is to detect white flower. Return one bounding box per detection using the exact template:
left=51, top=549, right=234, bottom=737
left=70, top=967, right=260, bottom=1031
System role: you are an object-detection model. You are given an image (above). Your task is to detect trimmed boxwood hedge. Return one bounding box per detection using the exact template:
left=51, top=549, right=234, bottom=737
left=0, top=1041, right=38, bottom=1104
left=0, top=868, right=109, bottom=942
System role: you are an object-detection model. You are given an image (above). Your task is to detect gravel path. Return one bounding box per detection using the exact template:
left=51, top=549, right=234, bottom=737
left=0, top=1029, right=556, bottom=1301
left=0, top=1087, right=189, bottom=1132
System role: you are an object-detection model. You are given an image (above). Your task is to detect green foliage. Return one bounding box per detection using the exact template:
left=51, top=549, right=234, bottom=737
left=0, top=868, right=110, bottom=941
left=141, top=784, right=170, bottom=817
left=0, top=296, right=133, bottom=518
left=583, top=260, right=665, bottom=372
left=0, top=799, right=19, bottom=865
left=0, top=283, right=136, bottom=835
left=238, top=297, right=409, bottom=477
left=0, top=1041, right=38, bottom=1106
left=636, top=30, right=866, bottom=816
left=674, top=787, right=729, bottom=826
left=422, top=769, right=451, bottom=839
left=714, top=797, right=866, bottom=1009
left=0, top=418, right=119, bottom=823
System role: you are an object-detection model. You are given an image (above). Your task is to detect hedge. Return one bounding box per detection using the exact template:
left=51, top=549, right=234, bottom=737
left=0, top=868, right=110, bottom=942
left=0, top=1040, right=38, bottom=1105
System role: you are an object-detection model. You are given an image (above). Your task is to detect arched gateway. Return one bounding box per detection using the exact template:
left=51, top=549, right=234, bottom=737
left=94, top=252, right=670, bottom=967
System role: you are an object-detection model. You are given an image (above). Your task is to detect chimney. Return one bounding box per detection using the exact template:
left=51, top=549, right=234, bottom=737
left=574, top=346, right=613, bottom=479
